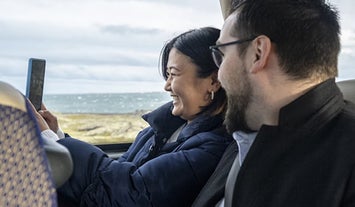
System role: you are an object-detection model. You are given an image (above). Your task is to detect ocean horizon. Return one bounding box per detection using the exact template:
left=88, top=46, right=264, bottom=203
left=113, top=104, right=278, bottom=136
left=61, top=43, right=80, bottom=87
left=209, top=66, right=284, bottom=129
left=43, top=92, right=171, bottom=114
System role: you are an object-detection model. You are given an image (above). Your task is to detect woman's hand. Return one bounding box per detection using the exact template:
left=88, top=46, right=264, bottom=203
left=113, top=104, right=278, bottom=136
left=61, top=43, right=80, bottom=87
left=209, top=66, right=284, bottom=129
left=38, top=103, right=59, bottom=133
left=27, top=99, right=50, bottom=132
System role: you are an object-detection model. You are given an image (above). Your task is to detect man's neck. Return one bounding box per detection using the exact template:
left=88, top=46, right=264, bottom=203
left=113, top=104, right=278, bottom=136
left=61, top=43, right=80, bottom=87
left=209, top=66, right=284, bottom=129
left=247, top=78, right=322, bottom=130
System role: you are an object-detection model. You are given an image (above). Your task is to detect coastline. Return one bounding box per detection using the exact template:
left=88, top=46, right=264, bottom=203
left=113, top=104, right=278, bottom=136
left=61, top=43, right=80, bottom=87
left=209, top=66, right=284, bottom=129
left=55, top=112, right=149, bottom=145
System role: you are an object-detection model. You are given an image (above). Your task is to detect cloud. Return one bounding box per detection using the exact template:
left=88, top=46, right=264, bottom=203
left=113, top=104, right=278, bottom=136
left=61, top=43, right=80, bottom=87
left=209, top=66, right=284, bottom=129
left=1, top=0, right=354, bottom=94
left=101, top=25, right=163, bottom=36
left=42, top=79, right=167, bottom=94
left=128, top=0, right=221, bottom=12
left=44, top=64, right=163, bottom=82
left=341, top=29, right=355, bottom=47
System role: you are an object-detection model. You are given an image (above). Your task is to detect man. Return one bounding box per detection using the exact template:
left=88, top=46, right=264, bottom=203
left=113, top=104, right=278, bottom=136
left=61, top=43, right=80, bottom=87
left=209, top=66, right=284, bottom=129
left=193, top=0, right=355, bottom=206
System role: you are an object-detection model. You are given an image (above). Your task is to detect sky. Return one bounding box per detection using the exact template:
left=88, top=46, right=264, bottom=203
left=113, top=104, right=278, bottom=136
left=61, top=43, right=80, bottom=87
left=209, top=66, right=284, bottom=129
left=0, top=0, right=354, bottom=94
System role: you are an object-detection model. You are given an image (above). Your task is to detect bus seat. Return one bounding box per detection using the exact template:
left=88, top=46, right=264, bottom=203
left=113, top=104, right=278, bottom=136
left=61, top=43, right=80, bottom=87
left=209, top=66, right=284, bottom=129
left=0, top=81, right=73, bottom=206
left=337, top=79, right=355, bottom=103
left=219, top=0, right=233, bottom=20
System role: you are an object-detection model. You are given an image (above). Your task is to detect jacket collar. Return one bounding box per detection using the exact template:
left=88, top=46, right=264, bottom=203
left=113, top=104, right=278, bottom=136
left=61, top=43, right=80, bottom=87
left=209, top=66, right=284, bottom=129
left=142, top=101, right=185, bottom=138
left=231, top=79, right=347, bottom=207
left=177, top=112, right=224, bottom=142
left=277, top=78, right=344, bottom=131
left=142, top=101, right=224, bottom=142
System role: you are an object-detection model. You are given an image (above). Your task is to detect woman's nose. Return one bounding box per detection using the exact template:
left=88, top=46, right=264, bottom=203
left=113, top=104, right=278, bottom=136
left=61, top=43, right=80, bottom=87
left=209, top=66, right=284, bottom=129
left=164, top=78, right=171, bottom=91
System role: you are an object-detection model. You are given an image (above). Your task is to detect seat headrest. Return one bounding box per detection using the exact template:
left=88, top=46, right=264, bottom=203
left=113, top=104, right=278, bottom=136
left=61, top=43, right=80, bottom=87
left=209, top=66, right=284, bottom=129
left=0, top=81, right=26, bottom=112
left=337, top=79, right=355, bottom=103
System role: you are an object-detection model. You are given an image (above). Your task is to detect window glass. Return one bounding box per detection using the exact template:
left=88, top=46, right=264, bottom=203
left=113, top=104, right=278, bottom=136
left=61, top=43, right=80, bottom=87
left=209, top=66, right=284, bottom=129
left=45, top=93, right=169, bottom=144
left=0, top=0, right=353, bottom=145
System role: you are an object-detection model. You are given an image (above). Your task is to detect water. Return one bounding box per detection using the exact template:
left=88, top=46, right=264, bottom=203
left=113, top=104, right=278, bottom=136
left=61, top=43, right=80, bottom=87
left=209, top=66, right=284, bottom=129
left=43, top=92, right=171, bottom=114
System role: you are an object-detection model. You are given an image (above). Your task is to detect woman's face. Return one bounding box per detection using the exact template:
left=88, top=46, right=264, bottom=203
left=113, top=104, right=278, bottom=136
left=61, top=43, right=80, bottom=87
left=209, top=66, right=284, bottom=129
left=164, top=48, right=215, bottom=122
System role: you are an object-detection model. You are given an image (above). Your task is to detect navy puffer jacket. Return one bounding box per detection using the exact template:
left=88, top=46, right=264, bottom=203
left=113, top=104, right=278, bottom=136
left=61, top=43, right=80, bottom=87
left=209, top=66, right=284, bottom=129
left=57, top=102, right=231, bottom=207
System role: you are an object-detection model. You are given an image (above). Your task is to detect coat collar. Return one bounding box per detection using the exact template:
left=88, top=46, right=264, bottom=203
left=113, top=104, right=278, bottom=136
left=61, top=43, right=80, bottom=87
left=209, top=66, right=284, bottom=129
left=142, top=101, right=224, bottom=142
left=245, top=78, right=345, bottom=170
left=142, top=102, right=185, bottom=137
left=232, top=79, right=347, bottom=206
left=178, top=112, right=224, bottom=142
left=276, top=78, right=344, bottom=131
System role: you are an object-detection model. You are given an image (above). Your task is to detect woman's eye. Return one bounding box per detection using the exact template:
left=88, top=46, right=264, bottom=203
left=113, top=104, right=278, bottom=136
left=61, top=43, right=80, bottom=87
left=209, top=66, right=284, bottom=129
left=166, top=72, right=177, bottom=77
left=166, top=68, right=179, bottom=78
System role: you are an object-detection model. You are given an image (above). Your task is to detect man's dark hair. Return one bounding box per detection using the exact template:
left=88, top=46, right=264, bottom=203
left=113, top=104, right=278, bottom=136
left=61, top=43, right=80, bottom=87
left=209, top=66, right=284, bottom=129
left=232, top=0, right=340, bottom=80
left=159, top=27, right=227, bottom=115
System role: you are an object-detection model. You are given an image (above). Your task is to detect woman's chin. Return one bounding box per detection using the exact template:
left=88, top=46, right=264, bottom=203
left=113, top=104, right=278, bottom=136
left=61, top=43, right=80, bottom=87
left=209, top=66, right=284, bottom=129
left=171, top=107, right=181, bottom=117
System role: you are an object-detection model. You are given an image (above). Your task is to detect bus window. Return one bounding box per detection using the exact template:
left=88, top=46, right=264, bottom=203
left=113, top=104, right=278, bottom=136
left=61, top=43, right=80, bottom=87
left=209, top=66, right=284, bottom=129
left=0, top=0, right=354, bottom=146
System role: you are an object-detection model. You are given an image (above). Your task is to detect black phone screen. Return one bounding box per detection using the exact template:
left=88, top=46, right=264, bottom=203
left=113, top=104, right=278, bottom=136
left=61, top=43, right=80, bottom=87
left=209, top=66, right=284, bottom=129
left=26, top=58, right=46, bottom=111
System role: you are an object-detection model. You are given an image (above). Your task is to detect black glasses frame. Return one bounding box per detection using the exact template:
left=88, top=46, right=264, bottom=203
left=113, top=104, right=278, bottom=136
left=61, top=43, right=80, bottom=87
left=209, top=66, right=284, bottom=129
left=209, top=36, right=257, bottom=67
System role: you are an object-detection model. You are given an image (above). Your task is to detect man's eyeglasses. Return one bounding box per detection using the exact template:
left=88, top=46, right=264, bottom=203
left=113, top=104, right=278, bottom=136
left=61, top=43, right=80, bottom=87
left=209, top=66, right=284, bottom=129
left=209, top=36, right=256, bottom=67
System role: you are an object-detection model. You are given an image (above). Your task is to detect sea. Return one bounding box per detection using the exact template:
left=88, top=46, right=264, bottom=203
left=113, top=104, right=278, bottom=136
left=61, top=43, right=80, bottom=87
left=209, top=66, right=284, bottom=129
left=43, top=92, right=171, bottom=114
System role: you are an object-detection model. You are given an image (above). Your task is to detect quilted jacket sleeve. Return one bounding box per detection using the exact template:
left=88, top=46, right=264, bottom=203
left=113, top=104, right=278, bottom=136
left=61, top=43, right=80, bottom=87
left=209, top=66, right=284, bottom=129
left=57, top=133, right=229, bottom=207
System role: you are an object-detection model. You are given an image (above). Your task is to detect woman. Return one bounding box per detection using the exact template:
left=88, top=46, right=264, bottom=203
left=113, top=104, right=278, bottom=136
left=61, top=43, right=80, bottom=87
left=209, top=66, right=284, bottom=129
left=36, top=27, right=231, bottom=207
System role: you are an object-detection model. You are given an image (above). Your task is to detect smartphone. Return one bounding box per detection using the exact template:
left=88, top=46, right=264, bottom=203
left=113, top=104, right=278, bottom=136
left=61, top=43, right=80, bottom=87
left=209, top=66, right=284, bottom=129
left=26, top=58, right=46, bottom=111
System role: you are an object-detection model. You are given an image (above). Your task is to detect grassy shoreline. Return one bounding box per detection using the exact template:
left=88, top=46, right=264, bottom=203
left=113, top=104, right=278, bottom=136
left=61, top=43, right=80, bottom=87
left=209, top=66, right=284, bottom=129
left=55, top=112, right=149, bottom=145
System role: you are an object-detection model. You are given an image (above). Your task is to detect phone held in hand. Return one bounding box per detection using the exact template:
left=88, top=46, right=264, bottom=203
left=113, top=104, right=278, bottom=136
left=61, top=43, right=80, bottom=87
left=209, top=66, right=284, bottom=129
left=26, top=58, right=46, bottom=111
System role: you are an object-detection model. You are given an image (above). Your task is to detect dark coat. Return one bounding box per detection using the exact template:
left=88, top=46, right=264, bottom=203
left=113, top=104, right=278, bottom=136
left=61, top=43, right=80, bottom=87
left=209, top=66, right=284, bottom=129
left=57, top=102, right=231, bottom=207
left=193, top=79, right=355, bottom=207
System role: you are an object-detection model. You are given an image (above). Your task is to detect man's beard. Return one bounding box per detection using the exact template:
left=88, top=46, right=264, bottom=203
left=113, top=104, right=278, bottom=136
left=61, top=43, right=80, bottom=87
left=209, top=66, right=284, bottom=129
left=224, top=75, right=252, bottom=134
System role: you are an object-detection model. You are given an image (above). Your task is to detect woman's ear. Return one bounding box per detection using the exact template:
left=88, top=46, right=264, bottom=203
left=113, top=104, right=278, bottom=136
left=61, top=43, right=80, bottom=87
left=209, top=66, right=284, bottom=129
left=210, top=72, right=221, bottom=92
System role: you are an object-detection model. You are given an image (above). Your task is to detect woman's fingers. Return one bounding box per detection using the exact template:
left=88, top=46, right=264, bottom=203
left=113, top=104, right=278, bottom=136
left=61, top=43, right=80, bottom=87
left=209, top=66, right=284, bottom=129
left=38, top=109, right=59, bottom=133
left=27, top=99, right=50, bottom=131
left=41, top=102, right=48, bottom=110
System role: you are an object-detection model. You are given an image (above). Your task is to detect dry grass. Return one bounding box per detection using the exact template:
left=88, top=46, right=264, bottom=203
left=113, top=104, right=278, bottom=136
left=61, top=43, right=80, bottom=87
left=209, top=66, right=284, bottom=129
left=55, top=113, right=149, bottom=145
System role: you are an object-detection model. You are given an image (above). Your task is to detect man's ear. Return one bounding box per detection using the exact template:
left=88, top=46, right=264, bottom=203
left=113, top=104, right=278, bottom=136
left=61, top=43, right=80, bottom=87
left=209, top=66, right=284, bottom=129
left=250, top=35, right=272, bottom=73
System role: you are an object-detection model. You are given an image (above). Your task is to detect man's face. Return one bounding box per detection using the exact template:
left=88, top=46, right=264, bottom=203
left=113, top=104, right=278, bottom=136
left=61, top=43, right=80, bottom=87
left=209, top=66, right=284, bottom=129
left=217, top=16, right=253, bottom=133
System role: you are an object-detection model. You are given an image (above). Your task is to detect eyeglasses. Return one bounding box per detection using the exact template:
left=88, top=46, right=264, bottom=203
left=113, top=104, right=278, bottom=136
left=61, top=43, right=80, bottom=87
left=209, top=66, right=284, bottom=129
left=209, top=36, right=256, bottom=67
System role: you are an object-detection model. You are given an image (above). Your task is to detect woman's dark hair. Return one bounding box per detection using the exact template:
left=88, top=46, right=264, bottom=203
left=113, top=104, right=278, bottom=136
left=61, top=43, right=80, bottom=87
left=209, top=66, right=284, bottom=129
left=159, top=27, right=227, bottom=116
